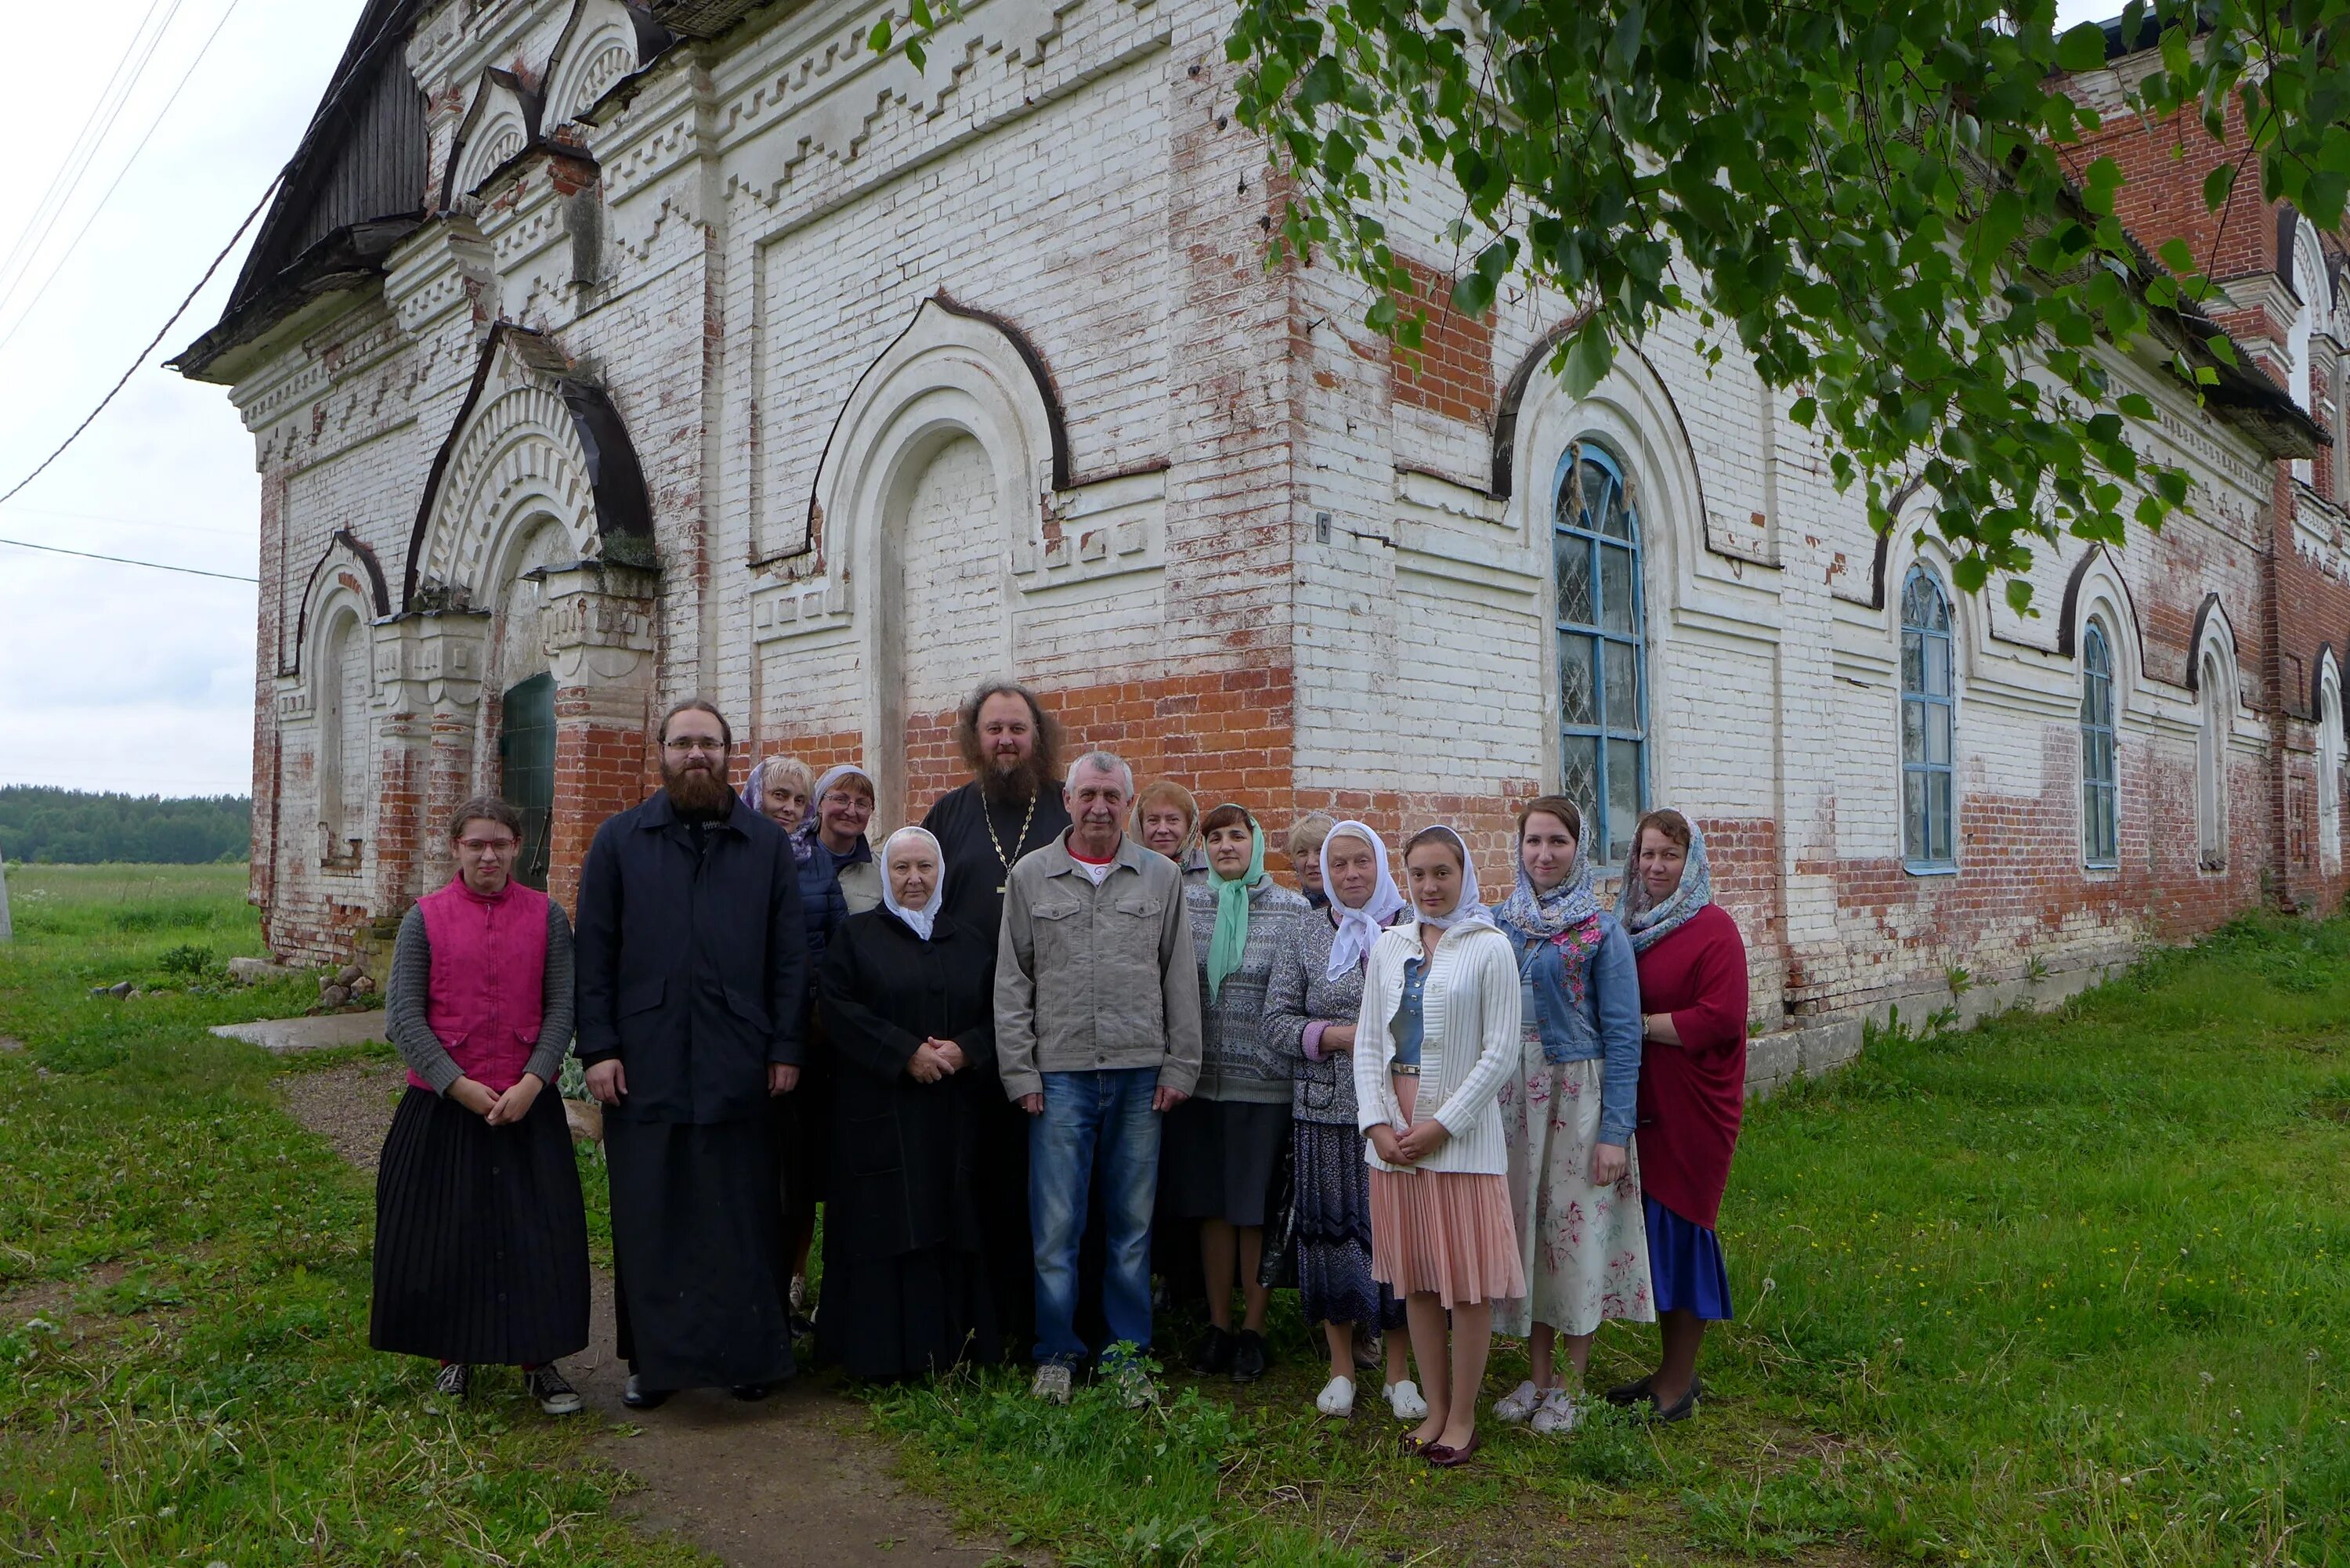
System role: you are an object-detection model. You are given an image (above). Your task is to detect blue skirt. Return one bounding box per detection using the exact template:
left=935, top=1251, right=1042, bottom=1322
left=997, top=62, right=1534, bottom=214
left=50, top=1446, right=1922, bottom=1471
left=1643, top=1196, right=1733, bottom=1321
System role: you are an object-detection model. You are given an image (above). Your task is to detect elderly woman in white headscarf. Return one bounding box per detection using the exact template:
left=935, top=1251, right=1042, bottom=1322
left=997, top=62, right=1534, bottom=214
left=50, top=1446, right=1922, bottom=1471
left=1261, top=820, right=1421, bottom=1421
left=1356, top=824, right=1525, bottom=1469
left=813, top=826, right=1003, bottom=1380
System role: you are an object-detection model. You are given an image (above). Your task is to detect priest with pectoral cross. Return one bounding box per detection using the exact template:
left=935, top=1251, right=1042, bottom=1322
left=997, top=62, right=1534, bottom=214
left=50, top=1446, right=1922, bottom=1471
left=919, top=680, right=1072, bottom=1352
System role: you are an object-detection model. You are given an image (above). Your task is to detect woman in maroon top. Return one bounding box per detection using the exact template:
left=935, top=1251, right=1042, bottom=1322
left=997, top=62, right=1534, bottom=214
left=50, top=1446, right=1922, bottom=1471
left=1603, top=809, right=1746, bottom=1423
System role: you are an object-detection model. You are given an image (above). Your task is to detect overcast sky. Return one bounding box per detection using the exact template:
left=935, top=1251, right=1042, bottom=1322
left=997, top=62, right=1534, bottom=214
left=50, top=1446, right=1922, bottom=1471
left=0, top=0, right=2123, bottom=800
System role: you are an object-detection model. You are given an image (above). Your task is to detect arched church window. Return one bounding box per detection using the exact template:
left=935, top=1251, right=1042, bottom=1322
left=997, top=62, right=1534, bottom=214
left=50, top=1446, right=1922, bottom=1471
left=2197, top=647, right=2231, bottom=871
left=2081, top=619, right=2118, bottom=869
left=1900, top=564, right=1957, bottom=870
left=319, top=608, right=370, bottom=865
left=1553, top=443, right=1647, bottom=864
left=2320, top=663, right=2345, bottom=876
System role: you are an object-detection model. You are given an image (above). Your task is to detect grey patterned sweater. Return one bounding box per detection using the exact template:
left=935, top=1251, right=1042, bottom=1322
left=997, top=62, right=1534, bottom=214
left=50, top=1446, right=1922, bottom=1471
left=384, top=900, right=577, bottom=1094
left=1184, top=878, right=1312, bottom=1104
left=1260, top=908, right=1380, bottom=1126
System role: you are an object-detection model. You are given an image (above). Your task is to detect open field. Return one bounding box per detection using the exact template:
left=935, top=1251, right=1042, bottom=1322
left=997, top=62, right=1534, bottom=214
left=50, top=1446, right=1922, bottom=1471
left=2, top=862, right=2344, bottom=1565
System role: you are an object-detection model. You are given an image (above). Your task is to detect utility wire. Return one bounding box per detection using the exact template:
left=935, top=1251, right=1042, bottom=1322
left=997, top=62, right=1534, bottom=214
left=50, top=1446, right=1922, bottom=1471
left=0, top=0, right=414, bottom=530
left=0, top=167, right=280, bottom=515
left=0, top=534, right=255, bottom=582
left=0, top=0, right=187, bottom=309
left=0, top=0, right=248, bottom=358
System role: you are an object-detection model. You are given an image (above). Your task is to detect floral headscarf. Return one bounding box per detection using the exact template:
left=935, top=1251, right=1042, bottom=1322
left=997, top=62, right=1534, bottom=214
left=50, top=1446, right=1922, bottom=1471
left=1497, top=823, right=1607, bottom=999
left=1618, top=815, right=1713, bottom=953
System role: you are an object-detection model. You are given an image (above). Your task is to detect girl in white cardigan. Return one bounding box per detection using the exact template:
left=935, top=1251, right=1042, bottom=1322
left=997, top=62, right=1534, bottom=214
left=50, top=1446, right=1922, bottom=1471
left=1355, top=826, right=1528, bottom=1467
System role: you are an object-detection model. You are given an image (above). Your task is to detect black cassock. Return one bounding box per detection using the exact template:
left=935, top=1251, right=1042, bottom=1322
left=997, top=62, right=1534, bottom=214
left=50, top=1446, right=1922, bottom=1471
left=573, top=790, right=805, bottom=1392
left=816, top=906, right=1003, bottom=1380
left=918, top=780, right=1069, bottom=1352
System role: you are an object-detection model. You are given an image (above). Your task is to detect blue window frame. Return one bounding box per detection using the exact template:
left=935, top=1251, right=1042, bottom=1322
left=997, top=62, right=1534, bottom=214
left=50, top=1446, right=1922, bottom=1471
left=1900, top=564, right=1956, bottom=870
left=1553, top=443, right=1647, bottom=865
left=2080, top=620, right=2118, bottom=868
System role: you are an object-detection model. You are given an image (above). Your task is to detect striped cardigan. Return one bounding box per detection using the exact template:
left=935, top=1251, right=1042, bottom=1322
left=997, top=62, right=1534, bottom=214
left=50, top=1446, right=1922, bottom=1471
left=1353, top=918, right=1523, bottom=1177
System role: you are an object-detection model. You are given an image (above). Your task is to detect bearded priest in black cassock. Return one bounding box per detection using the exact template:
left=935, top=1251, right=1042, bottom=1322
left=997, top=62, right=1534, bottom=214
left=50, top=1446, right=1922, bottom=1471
left=574, top=699, right=806, bottom=1407
left=920, top=680, right=1071, bottom=1352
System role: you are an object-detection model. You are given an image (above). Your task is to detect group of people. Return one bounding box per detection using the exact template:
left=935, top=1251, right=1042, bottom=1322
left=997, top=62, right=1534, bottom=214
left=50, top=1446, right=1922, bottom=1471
left=367, top=679, right=1751, bottom=1467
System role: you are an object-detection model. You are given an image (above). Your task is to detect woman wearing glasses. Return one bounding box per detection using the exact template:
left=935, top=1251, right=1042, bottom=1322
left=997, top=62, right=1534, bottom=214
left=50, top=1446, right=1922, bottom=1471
left=372, top=796, right=590, bottom=1416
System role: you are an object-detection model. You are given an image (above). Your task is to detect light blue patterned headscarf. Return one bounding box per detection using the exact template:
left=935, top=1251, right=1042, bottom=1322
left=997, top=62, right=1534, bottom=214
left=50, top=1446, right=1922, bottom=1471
left=1618, top=813, right=1712, bottom=953
left=1496, top=824, right=1603, bottom=939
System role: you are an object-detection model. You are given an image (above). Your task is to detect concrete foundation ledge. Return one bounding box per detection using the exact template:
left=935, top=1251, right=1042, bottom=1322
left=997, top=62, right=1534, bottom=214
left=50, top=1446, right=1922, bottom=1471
left=211, top=1011, right=389, bottom=1054
left=1744, top=1017, right=1865, bottom=1100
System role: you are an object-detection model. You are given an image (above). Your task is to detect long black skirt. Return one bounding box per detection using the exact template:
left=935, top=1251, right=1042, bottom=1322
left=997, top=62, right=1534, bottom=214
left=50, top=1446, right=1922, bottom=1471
left=370, top=1086, right=590, bottom=1367
left=820, top=1241, right=1001, bottom=1382
left=607, top=1115, right=794, bottom=1391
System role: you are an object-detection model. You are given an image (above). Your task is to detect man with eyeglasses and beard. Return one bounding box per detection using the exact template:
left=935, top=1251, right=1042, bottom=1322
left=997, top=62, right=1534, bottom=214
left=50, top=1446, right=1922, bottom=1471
left=573, top=699, right=806, bottom=1409
left=920, top=680, right=1072, bottom=1352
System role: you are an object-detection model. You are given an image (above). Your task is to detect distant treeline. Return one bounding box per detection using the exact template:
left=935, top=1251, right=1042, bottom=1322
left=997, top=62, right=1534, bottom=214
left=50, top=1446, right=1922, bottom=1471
left=0, top=787, right=251, bottom=865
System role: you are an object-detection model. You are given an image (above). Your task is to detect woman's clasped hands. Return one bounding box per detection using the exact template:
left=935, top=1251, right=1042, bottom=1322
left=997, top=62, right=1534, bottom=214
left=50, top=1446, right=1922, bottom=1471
left=906, top=1037, right=967, bottom=1083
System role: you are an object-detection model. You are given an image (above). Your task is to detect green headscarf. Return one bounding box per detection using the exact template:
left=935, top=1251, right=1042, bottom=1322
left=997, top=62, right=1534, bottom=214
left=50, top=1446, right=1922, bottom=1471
left=1205, top=808, right=1268, bottom=1003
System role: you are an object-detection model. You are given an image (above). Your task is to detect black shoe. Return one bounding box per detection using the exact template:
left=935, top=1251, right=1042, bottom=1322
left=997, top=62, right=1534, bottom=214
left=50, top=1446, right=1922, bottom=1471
left=1601, top=1373, right=1654, bottom=1407
left=728, top=1382, right=772, bottom=1401
left=432, top=1363, right=470, bottom=1400
left=1230, top=1329, right=1267, bottom=1384
left=1188, top=1325, right=1235, bottom=1376
left=622, top=1374, right=671, bottom=1410
left=1645, top=1383, right=1699, bottom=1424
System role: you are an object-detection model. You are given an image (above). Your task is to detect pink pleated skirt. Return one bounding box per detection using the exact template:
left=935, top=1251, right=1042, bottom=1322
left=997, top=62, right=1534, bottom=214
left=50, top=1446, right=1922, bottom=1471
left=1367, top=1073, right=1527, bottom=1308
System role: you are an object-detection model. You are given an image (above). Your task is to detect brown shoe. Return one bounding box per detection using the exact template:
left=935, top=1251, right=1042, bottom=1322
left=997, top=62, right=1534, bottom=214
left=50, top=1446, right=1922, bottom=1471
left=1423, top=1433, right=1483, bottom=1468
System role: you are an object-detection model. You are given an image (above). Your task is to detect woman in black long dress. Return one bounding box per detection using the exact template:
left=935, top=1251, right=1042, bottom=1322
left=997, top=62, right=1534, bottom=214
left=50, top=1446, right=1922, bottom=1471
left=815, top=826, right=1003, bottom=1379
left=372, top=795, right=590, bottom=1414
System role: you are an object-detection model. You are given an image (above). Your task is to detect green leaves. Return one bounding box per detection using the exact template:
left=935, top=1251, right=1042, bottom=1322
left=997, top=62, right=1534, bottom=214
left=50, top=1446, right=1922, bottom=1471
left=1219, top=0, right=2348, bottom=598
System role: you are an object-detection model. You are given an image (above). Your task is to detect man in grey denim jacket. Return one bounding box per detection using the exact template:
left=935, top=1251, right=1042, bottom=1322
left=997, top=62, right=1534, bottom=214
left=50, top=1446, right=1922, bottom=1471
left=996, top=750, right=1202, bottom=1403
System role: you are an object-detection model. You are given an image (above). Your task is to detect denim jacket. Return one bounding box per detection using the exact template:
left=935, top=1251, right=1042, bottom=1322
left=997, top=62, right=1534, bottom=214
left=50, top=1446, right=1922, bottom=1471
left=1500, top=911, right=1642, bottom=1147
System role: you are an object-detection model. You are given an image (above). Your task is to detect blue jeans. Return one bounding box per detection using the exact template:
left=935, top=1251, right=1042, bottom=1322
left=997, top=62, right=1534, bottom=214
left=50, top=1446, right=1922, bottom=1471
left=1029, top=1068, right=1162, bottom=1366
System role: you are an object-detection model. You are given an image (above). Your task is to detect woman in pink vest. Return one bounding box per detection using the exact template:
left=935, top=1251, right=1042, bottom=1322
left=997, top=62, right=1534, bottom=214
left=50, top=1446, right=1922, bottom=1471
left=371, top=796, right=590, bottom=1415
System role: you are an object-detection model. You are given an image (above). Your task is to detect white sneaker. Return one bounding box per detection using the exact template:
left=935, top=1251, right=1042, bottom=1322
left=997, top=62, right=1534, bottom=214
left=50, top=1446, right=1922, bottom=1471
left=1030, top=1364, right=1073, bottom=1405
left=1529, top=1388, right=1582, bottom=1435
left=1384, top=1379, right=1428, bottom=1421
left=1492, top=1378, right=1544, bottom=1425
left=1315, top=1375, right=1356, bottom=1418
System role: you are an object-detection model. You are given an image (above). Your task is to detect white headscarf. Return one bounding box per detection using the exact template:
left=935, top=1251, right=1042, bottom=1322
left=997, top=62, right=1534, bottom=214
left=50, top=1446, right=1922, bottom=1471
left=1407, top=824, right=1493, bottom=931
left=879, top=826, right=945, bottom=941
left=1321, top=820, right=1406, bottom=981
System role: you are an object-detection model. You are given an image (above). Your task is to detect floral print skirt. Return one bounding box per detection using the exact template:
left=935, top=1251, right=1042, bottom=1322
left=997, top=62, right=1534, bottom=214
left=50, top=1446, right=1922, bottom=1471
left=1293, top=1119, right=1405, bottom=1331
left=1496, top=1050, right=1655, bottom=1338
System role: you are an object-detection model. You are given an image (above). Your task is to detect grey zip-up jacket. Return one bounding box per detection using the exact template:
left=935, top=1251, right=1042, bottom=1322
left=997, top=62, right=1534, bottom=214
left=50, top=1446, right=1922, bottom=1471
left=994, top=833, right=1203, bottom=1102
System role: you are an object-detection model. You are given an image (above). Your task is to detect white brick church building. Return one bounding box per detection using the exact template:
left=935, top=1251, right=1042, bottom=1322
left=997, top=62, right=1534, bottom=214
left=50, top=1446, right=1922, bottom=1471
left=178, top=0, right=2350, bottom=1072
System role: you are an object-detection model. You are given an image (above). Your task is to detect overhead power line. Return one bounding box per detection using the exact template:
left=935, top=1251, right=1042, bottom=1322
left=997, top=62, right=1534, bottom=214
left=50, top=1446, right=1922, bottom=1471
left=0, top=0, right=248, bottom=359
left=0, top=0, right=416, bottom=539
left=0, top=0, right=189, bottom=312
left=0, top=534, right=255, bottom=583
left=0, top=167, right=280, bottom=517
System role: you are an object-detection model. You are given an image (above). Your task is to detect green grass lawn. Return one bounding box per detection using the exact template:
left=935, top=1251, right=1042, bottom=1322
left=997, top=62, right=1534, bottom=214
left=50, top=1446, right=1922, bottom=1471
left=0, top=864, right=693, bottom=1566
left=3, top=862, right=2345, bottom=1566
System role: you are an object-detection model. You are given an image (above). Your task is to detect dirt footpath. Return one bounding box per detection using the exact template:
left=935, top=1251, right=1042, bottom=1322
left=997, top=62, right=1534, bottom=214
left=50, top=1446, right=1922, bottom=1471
left=280, top=1060, right=1014, bottom=1568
